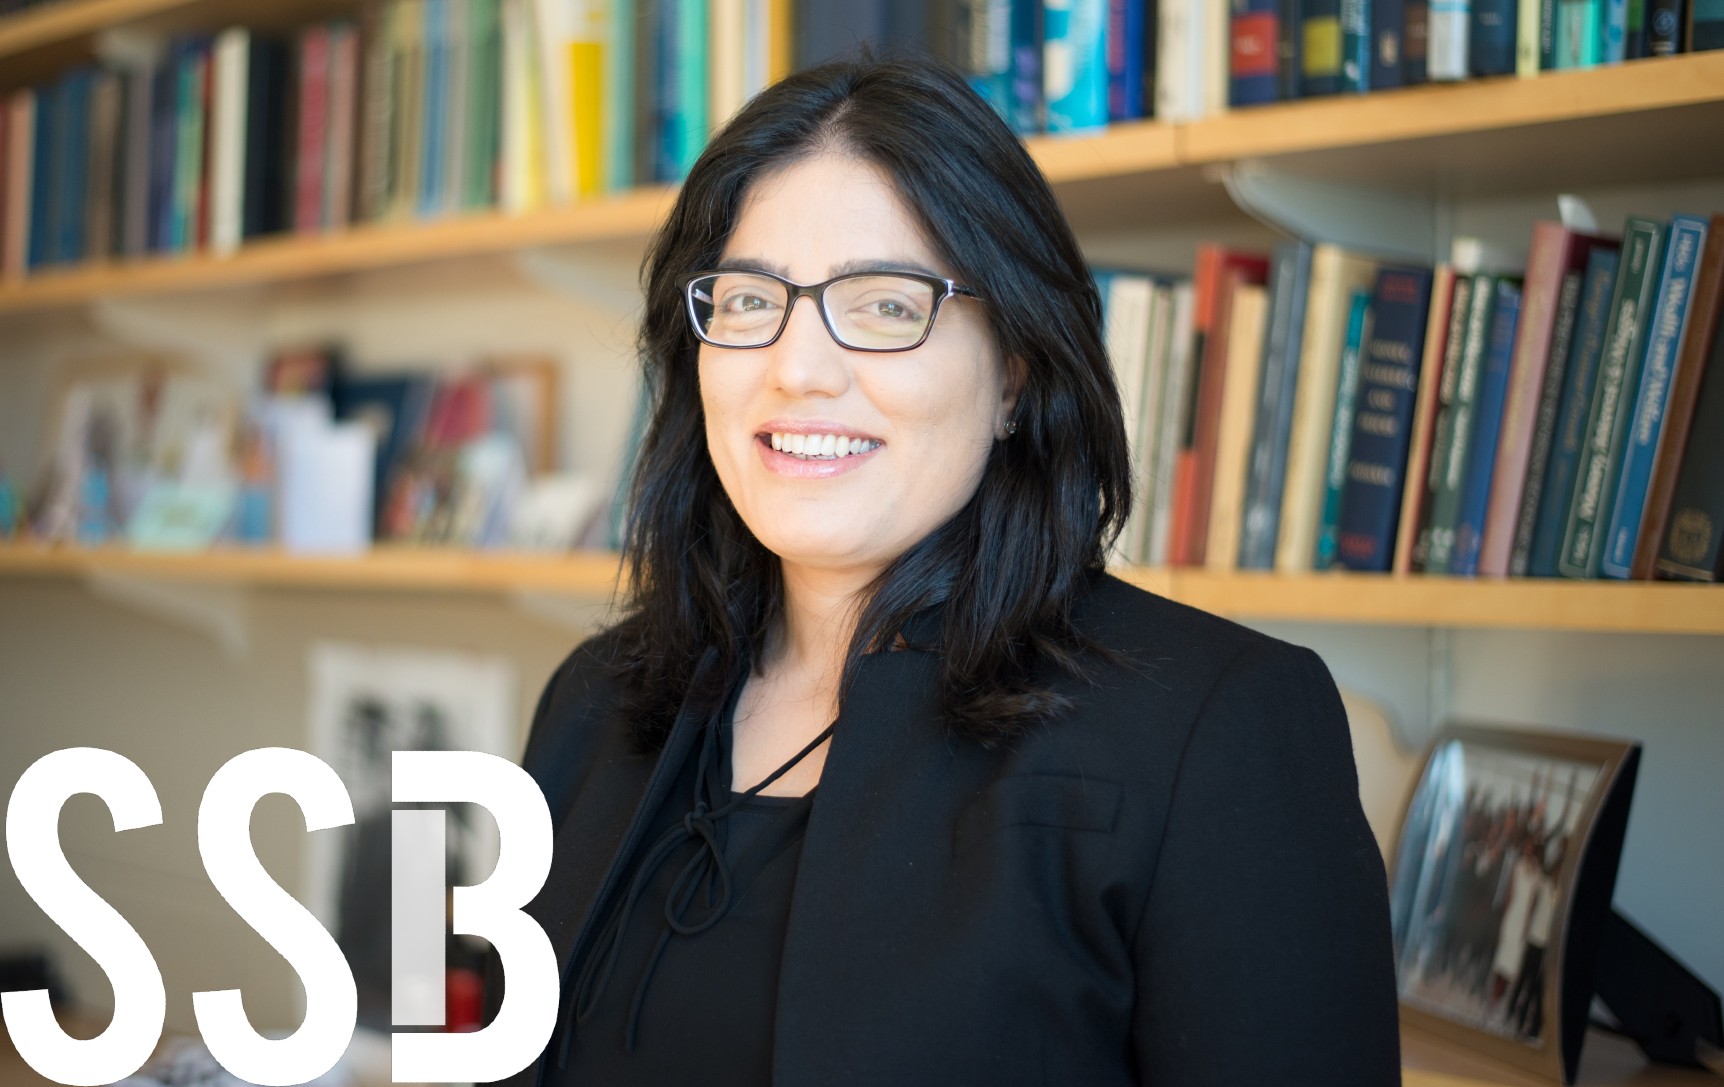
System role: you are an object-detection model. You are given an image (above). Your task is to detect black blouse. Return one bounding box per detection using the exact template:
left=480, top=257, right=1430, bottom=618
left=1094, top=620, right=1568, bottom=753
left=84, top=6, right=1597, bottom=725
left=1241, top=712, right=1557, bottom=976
left=553, top=675, right=832, bottom=1085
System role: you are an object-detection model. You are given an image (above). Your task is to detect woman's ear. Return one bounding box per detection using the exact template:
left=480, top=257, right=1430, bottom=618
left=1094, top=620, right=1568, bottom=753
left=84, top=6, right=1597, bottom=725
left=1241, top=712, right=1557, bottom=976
left=997, top=355, right=1027, bottom=438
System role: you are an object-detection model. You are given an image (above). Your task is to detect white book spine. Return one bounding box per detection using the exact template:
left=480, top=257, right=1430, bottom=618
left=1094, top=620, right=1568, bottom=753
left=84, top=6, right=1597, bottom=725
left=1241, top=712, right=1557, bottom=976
left=1155, top=0, right=1191, bottom=122
left=710, top=0, right=747, bottom=128
left=1427, top=0, right=1471, bottom=79
left=210, top=28, right=249, bottom=257
left=1147, top=283, right=1196, bottom=567
left=531, top=0, right=574, bottom=204
left=501, top=0, right=532, bottom=211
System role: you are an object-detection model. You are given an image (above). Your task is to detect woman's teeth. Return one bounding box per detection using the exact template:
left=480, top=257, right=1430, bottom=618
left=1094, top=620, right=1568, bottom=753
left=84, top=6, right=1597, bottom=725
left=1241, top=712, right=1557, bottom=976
left=768, top=432, right=881, bottom=459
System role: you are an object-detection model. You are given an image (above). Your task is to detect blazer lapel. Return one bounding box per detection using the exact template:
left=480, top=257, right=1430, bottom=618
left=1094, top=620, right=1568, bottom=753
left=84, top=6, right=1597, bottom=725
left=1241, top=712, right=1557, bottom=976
left=536, top=646, right=727, bottom=1080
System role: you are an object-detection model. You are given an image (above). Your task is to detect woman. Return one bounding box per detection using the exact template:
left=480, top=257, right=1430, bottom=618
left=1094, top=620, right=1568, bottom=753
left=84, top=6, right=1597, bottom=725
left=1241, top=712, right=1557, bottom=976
left=495, top=55, right=1399, bottom=1085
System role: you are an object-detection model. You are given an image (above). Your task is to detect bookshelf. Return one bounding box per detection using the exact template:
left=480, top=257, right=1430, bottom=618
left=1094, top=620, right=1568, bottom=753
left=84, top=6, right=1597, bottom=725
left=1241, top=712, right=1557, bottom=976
left=1, top=544, right=1718, bottom=635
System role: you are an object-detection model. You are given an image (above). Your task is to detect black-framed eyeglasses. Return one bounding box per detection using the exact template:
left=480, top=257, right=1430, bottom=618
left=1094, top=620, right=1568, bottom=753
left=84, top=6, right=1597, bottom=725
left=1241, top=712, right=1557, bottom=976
left=677, top=269, right=983, bottom=352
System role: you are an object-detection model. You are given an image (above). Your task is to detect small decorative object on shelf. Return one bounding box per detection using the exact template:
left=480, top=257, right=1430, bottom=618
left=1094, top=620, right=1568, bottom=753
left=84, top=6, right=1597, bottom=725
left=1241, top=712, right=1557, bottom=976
left=1389, top=722, right=1722, bottom=1083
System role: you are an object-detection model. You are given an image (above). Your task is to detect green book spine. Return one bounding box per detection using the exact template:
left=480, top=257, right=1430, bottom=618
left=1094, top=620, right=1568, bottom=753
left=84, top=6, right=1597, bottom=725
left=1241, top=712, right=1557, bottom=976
left=464, top=0, right=501, bottom=207
left=1316, top=289, right=1373, bottom=569
left=605, top=0, right=634, bottom=193
left=173, top=45, right=204, bottom=252
left=1426, top=273, right=1496, bottom=572
left=1558, top=217, right=1667, bottom=578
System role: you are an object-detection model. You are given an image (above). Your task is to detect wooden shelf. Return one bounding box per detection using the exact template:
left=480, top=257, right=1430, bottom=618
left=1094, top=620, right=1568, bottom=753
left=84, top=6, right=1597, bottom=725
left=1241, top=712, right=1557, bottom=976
left=1401, top=1022, right=1722, bottom=1086
left=2, top=545, right=1718, bottom=634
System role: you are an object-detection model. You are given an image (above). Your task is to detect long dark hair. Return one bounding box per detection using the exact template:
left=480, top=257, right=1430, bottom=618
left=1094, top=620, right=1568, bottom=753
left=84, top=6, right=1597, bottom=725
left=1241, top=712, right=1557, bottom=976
left=606, top=54, right=1132, bottom=752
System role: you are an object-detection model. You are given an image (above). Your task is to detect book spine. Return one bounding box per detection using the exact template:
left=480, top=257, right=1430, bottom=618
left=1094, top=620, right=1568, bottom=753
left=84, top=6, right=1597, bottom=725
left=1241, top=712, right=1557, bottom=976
left=85, top=70, right=121, bottom=263
left=422, top=0, right=449, bottom=214
left=1601, top=215, right=1707, bottom=578
left=1558, top=218, right=1666, bottom=579
left=1601, top=0, right=1628, bottom=59
left=1209, top=286, right=1271, bottom=570
left=1652, top=221, right=1724, bottom=581
left=1341, top=0, right=1373, bottom=89
left=1449, top=278, right=1523, bottom=576
left=148, top=49, right=177, bottom=253
left=1404, top=0, right=1430, bottom=79
left=1, top=93, right=27, bottom=278
left=1048, top=0, right=1110, bottom=130
left=670, top=0, right=709, bottom=178
left=1518, top=0, right=1544, bottom=71
left=1528, top=247, right=1619, bottom=575
left=1427, top=0, right=1470, bottom=76
left=1693, top=0, right=1724, bottom=48
left=1468, top=0, right=1516, bottom=73
left=1646, top=0, right=1682, bottom=51
left=210, top=28, right=248, bottom=256
left=1424, top=273, right=1493, bottom=571
left=1624, top=0, right=1648, bottom=54
left=1633, top=214, right=1724, bottom=579
left=1231, top=0, right=1283, bottom=105
left=1147, top=286, right=1198, bottom=567
left=1301, top=0, right=1345, bottom=95
left=297, top=26, right=332, bottom=232
left=1370, top=0, right=1406, bottom=85
left=59, top=70, right=91, bottom=264
left=1553, top=0, right=1600, bottom=64
left=1479, top=222, right=1571, bottom=577
left=1278, top=0, right=1304, bottom=98
left=1341, top=265, right=1435, bottom=572
left=1538, top=0, right=1559, bottom=63
left=1394, top=266, right=1453, bottom=571
left=1509, top=269, right=1584, bottom=576
left=1010, top=0, right=1045, bottom=132
left=1317, top=289, right=1372, bottom=568
left=1107, top=0, right=1148, bottom=120
left=603, top=0, right=633, bottom=192
left=570, top=2, right=606, bottom=197
left=1239, top=241, right=1314, bottom=569
left=119, top=66, right=151, bottom=257
left=171, top=49, right=202, bottom=252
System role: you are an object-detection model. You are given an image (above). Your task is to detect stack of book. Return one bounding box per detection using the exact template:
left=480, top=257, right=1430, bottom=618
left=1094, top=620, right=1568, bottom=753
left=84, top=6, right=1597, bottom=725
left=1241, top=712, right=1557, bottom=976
left=1102, top=213, right=1724, bottom=582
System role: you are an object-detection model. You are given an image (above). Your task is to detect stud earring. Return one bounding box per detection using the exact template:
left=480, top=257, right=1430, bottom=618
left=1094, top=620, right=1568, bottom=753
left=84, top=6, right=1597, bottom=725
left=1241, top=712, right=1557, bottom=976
left=1003, top=420, right=1019, bottom=437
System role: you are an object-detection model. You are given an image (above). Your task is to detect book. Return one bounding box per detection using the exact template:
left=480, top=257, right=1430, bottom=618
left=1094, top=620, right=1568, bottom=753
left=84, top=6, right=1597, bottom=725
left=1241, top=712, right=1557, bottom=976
left=1646, top=0, right=1683, bottom=52
left=327, top=21, right=359, bottom=227
left=1553, top=0, right=1600, bottom=65
left=1411, top=273, right=1475, bottom=570
left=1601, top=215, right=1709, bottom=578
left=1147, top=284, right=1198, bottom=566
left=570, top=0, right=608, bottom=197
left=1277, top=0, right=1303, bottom=98
left=1316, top=288, right=1372, bottom=569
left=1558, top=217, right=1667, bottom=579
left=1102, top=271, right=1159, bottom=566
left=1173, top=246, right=1271, bottom=565
left=85, top=69, right=121, bottom=262
left=56, top=68, right=93, bottom=265
left=1507, top=267, right=1585, bottom=576
left=1404, top=0, right=1430, bottom=79
left=605, top=0, right=635, bottom=194
left=1342, top=265, right=1436, bottom=572
left=1208, top=284, right=1271, bottom=571
left=209, top=27, right=250, bottom=255
left=1693, top=0, right=1724, bottom=47
left=1108, top=0, right=1150, bottom=120
left=662, top=0, right=709, bottom=179
left=1427, top=0, right=1469, bottom=76
left=1275, top=244, right=1379, bottom=573
left=1009, top=0, right=1045, bottom=132
left=120, top=62, right=152, bottom=256
left=1448, top=277, right=1523, bottom=576
left=1633, top=214, right=1724, bottom=579
left=1341, top=0, right=1373, bottom=89
left=1425, top=273, right=1500, bottom=572
left=1239, top=240, right=1314, bottom=569
left=1518, top=0, right=1543, bottom=72
left=1048, top=0, right=1110, bottom=130
left=1468, top=0, right=1517, bottom=73
left=1300, top=0, right=1346, bottom=94
left=1602, top=0, right=1629, bottom=59
left=1159, top=0, right=1204, bottom=120
left=242, top=35, right=289, bottom=239
left=712, top=0, right=748, bottom=128
left=3, top=91, right=32, bottom=278
left=1479, top=223, right=1615, bottom=577
left=296, top=25, right=332, bottom=232
left=422, top=0, right=452, bottom=214
left=1231, top=0, right=1283, bottom=105
left=1653, top=249, right=1724, bottom=582
left=1371, top=0, right=1406, bottom=86
left=1528, top=246, right=1620, bottom=575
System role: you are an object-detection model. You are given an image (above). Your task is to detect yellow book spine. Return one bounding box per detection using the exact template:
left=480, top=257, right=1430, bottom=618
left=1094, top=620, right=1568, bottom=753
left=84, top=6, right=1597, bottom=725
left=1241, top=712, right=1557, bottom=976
left=569, top=40, right=604, bottom=197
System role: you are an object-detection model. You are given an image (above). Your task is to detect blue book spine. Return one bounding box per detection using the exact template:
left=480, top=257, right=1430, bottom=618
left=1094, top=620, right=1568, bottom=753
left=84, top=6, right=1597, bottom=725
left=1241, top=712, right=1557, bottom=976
left=1230, top=0, right=1282, bottom=105
left=1108, top=0, right=1147, bottom=120
left=1317, top=289, right=1373, bottom=568
left=1448, top=279, right=1523, bottom=576
left=59, top=68, right=92, bottom=265
left=1601, top=0, right=1627, bottom=60
left=1468, top=0, right=1517, bottom=73
left=421, top=0, right=448, bottom=217
left=148, top=43, right=179, bottom=253
left=1528, top=247, right=1619, bottom=576
left=1009, top=0, right=1045, bottom=133
left=1341, top=0, right=1373, bottom=89
left=1046, top=0, right=1108, bottom=131
left=1600, top=215, right=1709, bottom=578
left=653, top=0, right=677, bottom=181
left=1239, top=241, right=1316, bottom=569
left=1337, top=266, right=1434, bottom=571
left=1370, top=0, right=1406, bottom=86
left=28, top=81, right=55, bottom=269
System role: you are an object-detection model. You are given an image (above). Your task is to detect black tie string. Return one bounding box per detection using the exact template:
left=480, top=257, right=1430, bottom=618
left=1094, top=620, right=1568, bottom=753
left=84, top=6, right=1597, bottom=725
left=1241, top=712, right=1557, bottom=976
left=560, top=695, right=835, bottom=1064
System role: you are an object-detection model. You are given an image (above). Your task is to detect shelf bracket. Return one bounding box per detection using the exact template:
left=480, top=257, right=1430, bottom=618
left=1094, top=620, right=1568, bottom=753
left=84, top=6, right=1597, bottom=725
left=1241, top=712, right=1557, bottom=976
left=84, top=571, right=250, bottom=659
left=1218, top=160, right=1440, bottom=262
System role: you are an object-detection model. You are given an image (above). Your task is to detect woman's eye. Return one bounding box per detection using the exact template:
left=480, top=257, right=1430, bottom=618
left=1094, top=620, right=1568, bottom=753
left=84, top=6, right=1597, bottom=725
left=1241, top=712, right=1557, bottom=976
left=721, top=293, right=773, bottom=312
left=856, top=296, right=922, bottom=322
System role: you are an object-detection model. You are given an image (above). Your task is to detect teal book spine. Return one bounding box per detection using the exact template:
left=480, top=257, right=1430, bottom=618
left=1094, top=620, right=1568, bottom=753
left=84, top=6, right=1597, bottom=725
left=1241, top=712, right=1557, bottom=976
left=667, top=0, right=708, bottom=179
left=1045, top=0, right=1108, bottom=132
left=1316, top=289, right=1373, bottom=568
left=605, top=0, right=635, bottom=193
left=1553, top=0, right=1600, bottom=64
left=1558, top=217, right=1667, bottom=579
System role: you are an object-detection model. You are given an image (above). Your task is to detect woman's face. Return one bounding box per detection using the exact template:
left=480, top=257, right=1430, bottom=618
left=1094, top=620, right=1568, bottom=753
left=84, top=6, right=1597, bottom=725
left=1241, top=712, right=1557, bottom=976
left=698, top=152, right=1018, bottom=583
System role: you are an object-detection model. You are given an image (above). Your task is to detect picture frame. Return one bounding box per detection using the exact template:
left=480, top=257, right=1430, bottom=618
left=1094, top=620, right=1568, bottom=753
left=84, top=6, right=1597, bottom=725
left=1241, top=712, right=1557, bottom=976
left=1387, top=722, right=1642, bottom=1084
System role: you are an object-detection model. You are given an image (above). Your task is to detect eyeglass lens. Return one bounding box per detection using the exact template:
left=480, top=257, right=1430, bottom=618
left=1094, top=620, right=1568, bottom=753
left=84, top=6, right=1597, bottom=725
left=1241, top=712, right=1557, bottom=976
left=688, top=273, right=939, bottom=350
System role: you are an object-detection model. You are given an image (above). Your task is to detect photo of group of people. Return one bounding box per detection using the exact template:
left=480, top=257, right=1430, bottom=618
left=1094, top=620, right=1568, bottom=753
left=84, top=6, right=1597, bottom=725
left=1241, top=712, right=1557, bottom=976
left=1390, top=733, right=1604, bottom=1046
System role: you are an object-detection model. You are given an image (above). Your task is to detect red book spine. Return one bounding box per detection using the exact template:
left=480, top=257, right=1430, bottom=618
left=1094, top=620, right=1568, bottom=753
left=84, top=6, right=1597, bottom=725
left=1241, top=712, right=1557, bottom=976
left=295, top=25, right=331, bottom=234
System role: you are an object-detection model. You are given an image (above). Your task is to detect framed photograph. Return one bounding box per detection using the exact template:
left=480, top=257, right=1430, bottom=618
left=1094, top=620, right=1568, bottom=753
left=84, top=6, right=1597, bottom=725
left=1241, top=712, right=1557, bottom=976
left=1388, top=723, right=1641, bottom=1084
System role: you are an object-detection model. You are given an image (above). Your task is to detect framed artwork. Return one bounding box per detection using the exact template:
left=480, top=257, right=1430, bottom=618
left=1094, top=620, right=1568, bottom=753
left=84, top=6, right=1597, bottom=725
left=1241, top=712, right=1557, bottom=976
left=1388, top=723, right=1641, bottom=1083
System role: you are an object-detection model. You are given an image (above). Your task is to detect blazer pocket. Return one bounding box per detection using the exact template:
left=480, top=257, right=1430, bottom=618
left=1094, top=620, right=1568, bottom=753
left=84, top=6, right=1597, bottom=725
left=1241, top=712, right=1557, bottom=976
left=953, top=774, right=1123, bottom=855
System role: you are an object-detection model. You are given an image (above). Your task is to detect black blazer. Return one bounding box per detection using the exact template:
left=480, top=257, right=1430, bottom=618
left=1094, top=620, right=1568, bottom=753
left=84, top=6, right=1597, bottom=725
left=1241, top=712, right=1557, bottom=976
left=495, top=572, right=1401, bottom=1085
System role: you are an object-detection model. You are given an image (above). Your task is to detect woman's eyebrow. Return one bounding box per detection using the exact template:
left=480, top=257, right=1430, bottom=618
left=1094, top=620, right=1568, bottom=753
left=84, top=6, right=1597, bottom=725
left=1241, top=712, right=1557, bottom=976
left=715, top=256, right=945, bottom=279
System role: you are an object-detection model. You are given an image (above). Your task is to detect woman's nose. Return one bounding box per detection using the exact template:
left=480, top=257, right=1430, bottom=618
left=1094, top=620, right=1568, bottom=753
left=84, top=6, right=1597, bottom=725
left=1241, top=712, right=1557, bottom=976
left=765, top=295, right=851, bottom=397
